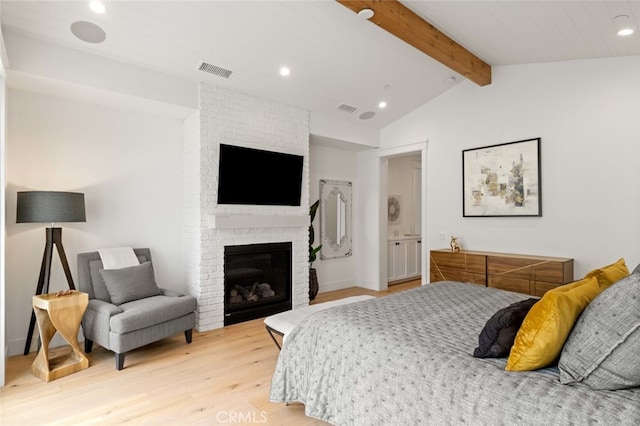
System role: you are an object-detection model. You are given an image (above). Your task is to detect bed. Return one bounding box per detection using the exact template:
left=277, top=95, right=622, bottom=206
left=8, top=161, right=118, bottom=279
left=270, top=281, right=640, bottom=425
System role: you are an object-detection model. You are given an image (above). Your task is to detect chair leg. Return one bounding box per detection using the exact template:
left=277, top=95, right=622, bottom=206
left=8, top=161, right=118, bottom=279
left=185, top=329, right=193, bottom=344
left=84, top=338, right=94, bottom=353
left=115, top=353, right=125, bottom=370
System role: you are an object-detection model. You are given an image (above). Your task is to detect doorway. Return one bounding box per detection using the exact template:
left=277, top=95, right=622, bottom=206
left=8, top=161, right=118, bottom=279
left=386, top=154, right=423, bottom=286
left=373, top=141, right=428, bottom=291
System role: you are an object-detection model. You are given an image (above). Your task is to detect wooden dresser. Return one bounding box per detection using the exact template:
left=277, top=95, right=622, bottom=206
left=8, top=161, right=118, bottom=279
left=429, top=249, right=574, bottom=296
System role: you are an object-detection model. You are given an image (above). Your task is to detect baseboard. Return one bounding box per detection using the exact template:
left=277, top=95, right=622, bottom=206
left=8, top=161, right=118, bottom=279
left=318, top=280, right=356, bottom=294
left=7, top=338, right=25, bottom=357
left=8, top=334, right=78, bottom=357
left=350, top=279, right=380, bottom=291
left=388, top=275, right=422, bottom=286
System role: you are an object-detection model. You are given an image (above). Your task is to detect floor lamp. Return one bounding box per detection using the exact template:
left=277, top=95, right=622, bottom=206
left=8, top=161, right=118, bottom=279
left=16, top=191, right=86, bottom=355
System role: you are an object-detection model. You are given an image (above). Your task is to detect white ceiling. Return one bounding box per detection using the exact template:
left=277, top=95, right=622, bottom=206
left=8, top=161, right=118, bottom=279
left=1, top=1, right=639, bottom=132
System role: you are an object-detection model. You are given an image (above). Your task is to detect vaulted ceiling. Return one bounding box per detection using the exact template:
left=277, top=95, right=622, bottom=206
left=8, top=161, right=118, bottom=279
left=1, top=1, right=638, bottom=132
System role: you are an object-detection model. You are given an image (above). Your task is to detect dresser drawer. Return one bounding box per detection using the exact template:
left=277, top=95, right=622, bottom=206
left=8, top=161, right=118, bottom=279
left=488, top=276, right=532, bottom=294
left=430, top=267, right=486, bottom=285
left=430, top=251, right=485, bottom=274
left=487, top=256, right=573, bottom=284
left=488, top=276, right=562, bottom=297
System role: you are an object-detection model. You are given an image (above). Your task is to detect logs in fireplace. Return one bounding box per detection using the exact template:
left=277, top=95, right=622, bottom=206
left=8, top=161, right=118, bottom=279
left=223, top=242, right=292, bottom=325
left=229, top=282, right=275, bottom=304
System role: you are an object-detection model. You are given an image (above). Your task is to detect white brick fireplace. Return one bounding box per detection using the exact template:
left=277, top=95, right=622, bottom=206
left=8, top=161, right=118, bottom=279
left=183, top=83, right=310, bottom=331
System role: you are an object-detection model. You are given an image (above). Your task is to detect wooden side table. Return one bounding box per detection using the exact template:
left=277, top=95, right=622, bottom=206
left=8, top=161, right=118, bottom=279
left=31, top=291, right=89, bottom=382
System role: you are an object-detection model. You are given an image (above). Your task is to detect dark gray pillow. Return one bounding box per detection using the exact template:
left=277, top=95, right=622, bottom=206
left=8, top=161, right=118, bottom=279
left=558, top=273, right=640, bottom=390
left=473, top=298, right=538, bottom=358
left=99, top=261, right=161, bottom=305
left=633, top=263, right=640, bottom=275
left=89, top=255, right=147, bottom=303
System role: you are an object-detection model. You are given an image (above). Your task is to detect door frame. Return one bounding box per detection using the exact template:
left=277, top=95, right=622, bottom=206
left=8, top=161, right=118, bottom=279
left=375, top=141, right=428, bottom=290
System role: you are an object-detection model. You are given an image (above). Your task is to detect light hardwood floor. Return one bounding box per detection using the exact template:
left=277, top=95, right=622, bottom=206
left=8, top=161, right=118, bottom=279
left=1, top=280, right=420, bottom=425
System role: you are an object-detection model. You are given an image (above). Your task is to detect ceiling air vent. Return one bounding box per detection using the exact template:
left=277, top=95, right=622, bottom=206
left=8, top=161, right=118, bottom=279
left=336, top=103, right=358, bottom=114
left=197, top=61, right=234, bottom=79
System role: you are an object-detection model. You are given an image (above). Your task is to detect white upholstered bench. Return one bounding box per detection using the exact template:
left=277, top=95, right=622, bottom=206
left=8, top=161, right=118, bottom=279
left=264, top=295, right=375, bottom=349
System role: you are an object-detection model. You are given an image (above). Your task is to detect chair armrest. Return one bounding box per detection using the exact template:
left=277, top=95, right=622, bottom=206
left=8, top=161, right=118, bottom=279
left=88, top=299, right=123, bottom=316
left=82, top=299, right=123, bottom=350
left=159, top=288, right=185, bottom=297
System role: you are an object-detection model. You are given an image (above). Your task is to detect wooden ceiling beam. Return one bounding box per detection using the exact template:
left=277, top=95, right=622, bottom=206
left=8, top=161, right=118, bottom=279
left=336, top=0, right=492, bottom=86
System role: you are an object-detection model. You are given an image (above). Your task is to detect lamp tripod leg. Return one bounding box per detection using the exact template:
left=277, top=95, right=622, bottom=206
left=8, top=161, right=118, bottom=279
left=23, top=230, right=54, bottom=356
left=53, top=228, right=76, bottom=291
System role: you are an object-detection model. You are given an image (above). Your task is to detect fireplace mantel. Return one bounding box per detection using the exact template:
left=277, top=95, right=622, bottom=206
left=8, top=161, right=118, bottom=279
left=208, top=214, right=308, bottom=229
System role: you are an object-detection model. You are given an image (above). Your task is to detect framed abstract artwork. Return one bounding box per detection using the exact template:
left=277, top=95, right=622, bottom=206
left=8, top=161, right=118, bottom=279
left=462, top=138, right=541, bottom=217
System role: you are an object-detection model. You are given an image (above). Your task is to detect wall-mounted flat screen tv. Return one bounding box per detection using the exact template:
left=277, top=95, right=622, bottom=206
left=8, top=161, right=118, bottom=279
left=217, top=144, right=304, bottom=206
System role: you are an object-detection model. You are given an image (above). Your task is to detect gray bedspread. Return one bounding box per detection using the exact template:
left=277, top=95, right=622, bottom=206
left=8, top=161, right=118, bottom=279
left=270, top=281, right=640, bottom=425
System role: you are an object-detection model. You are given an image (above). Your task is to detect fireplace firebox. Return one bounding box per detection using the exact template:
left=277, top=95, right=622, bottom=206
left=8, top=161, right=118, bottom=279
left=224, top=242, right=292, bottom=326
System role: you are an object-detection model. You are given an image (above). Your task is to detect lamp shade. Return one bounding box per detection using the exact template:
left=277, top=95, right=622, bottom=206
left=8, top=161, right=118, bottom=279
left=16, top=191, right=86, bottom=223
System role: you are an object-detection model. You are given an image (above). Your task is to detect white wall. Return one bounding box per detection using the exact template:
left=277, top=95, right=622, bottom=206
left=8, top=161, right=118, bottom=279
left=0, top=25, right=7, bottom=386
left=0, top=77, right=5, bottom=386
left=355, top=148, right=382, bottom=290
left=380, top=56, right=640, bottom=278
left=310, top=142, right=357, bottom=292
left=310, top=113, right=379, bottom=149
left=5, top=89, right=185, bottom=355
left=4, top=30, right=198, bottom=112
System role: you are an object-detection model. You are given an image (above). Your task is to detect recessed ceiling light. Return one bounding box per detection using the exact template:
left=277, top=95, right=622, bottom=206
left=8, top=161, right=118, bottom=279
left=378, top=101, right=387, bottom=109
left=358, top=8, right=375, bottom=20
left=279, top=66, right=290, bottom=77
left=359, top=111, right=375, bottom=120
left=614, top=15, right=635, bottom=36
left=70, top=21, right=106, bottom=44
left=89, top=1, right=106, bottom=14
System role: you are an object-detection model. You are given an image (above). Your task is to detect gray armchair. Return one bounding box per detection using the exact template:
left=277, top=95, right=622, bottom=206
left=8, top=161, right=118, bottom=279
left=77, top=248, right=197, bottom=370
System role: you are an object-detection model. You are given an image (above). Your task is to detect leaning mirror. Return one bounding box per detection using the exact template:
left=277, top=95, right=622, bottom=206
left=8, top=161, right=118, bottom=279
left=319, top=179, right=352, bottom=259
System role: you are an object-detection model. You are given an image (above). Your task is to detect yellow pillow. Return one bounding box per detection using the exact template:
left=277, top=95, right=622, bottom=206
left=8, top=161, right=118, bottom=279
left=506, top=276, right=601, bottom=371
left=584, top=258, right=630, bottom=289
left=552, top=277, right=588, bottom=293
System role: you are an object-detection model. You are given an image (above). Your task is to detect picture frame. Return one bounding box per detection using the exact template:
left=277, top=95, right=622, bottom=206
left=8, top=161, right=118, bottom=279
left=462, top=138, right=541, bottom=217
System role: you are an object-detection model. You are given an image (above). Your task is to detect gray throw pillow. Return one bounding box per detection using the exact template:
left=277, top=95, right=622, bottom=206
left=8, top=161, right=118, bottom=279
left=633, top=263, right=640, bottom=275
left=99, top=261, right=161, bottom=305
left=89, top=255, right=147, bottom=303
left=558, top=273, right=640, bottom=390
